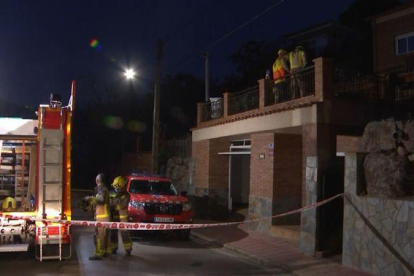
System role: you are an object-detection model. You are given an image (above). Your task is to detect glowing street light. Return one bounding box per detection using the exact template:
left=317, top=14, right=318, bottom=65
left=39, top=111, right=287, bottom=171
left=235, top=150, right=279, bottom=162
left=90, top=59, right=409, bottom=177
left=124, top=69, right=136, bottom=80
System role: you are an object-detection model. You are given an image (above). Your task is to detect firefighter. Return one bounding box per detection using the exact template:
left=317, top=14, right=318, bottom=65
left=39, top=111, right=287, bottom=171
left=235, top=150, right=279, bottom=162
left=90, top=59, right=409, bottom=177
left=288, top=46, right=307, bottom=98
left=83, top=173, right=110, bottom=260
left=272, top=49, right=290, bottom=103
left=107, top=176, right=133, bottom=256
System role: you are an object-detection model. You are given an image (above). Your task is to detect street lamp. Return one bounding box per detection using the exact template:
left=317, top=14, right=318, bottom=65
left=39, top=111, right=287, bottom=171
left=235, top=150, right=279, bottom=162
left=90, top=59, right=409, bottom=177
left=124, top=69, right=136, bottom=80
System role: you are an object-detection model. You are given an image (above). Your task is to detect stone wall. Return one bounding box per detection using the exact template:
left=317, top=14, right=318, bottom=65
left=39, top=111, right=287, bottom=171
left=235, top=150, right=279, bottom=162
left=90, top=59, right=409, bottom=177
left=165, top=157, right=194, bottom=193
left=343, top=153, right=414, bottom=275
left=248, top=133, right=275, bottom=232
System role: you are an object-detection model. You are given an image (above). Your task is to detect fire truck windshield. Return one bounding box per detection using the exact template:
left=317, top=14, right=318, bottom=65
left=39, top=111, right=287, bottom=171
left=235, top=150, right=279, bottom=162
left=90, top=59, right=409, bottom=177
left=128, top=180, right=178, bottom=196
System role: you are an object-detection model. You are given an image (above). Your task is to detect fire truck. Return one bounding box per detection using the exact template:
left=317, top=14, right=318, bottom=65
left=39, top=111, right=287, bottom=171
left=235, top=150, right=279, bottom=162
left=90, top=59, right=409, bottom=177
left=0, top=81, right=75, bottom=261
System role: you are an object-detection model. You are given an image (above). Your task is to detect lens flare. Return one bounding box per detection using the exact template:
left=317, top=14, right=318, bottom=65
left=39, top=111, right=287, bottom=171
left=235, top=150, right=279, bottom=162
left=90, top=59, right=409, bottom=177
left=103, top=116, right=124, bottom=130
left=89, top=38, right=99, bottom=48
left=127, top=120, right=146, bottom=133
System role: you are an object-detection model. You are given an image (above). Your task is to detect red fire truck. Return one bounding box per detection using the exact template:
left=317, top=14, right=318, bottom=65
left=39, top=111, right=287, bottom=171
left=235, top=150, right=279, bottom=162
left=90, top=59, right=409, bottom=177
left=0, top=81, right=75, bottom=261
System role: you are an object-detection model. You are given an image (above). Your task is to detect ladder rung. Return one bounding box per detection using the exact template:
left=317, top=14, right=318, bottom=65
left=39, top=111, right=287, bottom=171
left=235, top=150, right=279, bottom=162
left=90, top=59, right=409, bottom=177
left=39, top=237, right=61, bottom=241
left=43, top=182, right=62, bottom=185
left=43, top=164, right=61, bottom=167
left=43, top=199, right=62, bottom=203
left=43, top=146, right=61, bottom=150
left=40, top=256, right=62, bottom=260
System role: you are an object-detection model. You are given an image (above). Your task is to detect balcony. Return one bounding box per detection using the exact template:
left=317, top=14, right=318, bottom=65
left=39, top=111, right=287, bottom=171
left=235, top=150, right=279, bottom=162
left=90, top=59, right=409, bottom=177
left=196, top=57, right=414, bottom=129
left=196, top=58, right=328, bottom=129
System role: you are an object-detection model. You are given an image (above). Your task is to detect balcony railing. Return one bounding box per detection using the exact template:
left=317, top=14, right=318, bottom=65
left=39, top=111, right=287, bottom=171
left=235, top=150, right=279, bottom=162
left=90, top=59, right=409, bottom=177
left=228, top=85, right=259, bottom=115
left=201, top=98, right=223, bottom=122
left=396, top=72, right=414, bottom=101
left=265, top=66, right=315, bottom=106
left=333, top=69, right=386, bottom=100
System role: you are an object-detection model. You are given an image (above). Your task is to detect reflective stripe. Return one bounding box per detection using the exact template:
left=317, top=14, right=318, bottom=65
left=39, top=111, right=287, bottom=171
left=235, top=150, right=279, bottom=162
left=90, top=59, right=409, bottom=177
left=120, top=215, right=128, bottom=219
left=96, top=214, right=109, bottom=219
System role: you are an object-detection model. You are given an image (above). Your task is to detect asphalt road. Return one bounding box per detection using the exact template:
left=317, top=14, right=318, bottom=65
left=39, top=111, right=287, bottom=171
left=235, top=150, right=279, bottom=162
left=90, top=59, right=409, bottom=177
left=0, top=227, right=290, bottom=276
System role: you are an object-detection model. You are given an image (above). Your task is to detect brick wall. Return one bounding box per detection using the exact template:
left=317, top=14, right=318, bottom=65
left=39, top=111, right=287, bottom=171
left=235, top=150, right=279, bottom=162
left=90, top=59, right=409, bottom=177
left=374, top=10, right=414, bottom=72
left=273, top=134, right=303, bottom=224
left=192, top=140, right=209, bottom=189
left=209, top=138, right=229, bottom=189
left=250, top=133, right=275, bottom=198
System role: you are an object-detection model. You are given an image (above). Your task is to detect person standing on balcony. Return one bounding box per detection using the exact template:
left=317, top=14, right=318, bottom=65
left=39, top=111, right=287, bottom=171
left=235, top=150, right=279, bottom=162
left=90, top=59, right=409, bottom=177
left=289, top=46, right=307, bottom=98
left=272, top=49, right=290, bottom=103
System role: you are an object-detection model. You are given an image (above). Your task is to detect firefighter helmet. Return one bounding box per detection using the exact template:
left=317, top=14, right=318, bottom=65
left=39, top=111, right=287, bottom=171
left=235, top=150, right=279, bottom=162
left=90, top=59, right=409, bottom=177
left=278, top=49, right=287, bottom=55
left=2, top=197, right=17, bottom=211
left=112, top=176, right=126, bottom=189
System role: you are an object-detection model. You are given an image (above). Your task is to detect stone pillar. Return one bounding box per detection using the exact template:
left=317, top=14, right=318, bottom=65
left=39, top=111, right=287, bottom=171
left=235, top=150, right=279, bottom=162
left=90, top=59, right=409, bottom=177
left=223, top=92, right=229, bottom=118
left=344, top=153, right=365, bottom=195
left=196, top=102, right=203, bottom=127
left=313, top=57, right=334, bottom=102
left=299, top=122, right=336, bottom=256
left=248, top=133, right=275, bottom=232
left=258, top=79, right=266, bottom=110
left=299, top=155, right=318, bottom=255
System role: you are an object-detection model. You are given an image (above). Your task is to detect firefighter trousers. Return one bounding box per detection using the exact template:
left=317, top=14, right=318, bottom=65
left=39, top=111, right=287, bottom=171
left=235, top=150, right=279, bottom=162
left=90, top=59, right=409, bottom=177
left=94, top=218, right=109, bottom=257
left=107, top=218, right=132, bottom=253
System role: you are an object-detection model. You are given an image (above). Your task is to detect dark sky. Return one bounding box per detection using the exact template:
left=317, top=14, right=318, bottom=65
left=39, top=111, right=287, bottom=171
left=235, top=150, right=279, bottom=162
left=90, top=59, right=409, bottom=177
left=0, top=0, right=355, bottom=106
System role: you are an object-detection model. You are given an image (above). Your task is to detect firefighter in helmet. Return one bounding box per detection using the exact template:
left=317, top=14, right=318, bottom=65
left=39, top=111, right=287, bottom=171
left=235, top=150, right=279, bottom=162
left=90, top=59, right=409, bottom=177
left=83, top=173, right=110, bottom=260
left=107, top=176, right=132, bottom=256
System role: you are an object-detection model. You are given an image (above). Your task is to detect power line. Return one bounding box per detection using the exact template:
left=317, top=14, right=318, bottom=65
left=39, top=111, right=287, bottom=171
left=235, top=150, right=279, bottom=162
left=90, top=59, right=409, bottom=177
left=164, top=0, right=285, bottom=73
left=206, top=0, right=284, bottom=50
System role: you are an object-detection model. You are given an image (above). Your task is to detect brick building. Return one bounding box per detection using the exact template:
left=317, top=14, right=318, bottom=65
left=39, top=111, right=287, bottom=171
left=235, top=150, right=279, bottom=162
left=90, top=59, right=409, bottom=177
left=190, top=2, right=414, bottom=275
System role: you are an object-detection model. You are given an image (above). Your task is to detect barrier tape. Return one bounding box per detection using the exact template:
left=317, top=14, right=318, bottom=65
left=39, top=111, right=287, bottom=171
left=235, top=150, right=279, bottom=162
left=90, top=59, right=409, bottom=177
left=0, top=193, right=344, bottom=231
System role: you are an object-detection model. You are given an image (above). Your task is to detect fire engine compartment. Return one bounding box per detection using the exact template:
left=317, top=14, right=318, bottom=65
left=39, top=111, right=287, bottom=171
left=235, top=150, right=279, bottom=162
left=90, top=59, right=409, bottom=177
left=0, top=138, right=37, bottom=212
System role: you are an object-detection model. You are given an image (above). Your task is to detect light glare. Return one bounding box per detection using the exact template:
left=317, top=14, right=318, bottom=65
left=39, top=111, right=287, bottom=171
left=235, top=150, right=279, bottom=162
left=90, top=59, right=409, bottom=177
left=124, top=69, right=136, bottom=80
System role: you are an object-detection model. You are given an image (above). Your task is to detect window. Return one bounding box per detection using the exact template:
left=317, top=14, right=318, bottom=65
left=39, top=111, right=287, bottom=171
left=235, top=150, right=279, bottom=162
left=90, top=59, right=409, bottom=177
left=128, top=180, right=177, bottom=196
left=395, top=32, right=414, bottom=55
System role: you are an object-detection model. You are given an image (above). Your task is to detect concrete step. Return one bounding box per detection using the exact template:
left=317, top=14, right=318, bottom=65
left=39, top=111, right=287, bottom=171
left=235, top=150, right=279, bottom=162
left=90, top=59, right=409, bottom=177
left=270, top=225, right=300, bottom=241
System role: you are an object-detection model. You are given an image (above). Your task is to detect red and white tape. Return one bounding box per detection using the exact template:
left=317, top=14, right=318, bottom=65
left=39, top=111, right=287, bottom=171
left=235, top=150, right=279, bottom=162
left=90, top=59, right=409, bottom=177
left=0, top=193, right=344, bottom=230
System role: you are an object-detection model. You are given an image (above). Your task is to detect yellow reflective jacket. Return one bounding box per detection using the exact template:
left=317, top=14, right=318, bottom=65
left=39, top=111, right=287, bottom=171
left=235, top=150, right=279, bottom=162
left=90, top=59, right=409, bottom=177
left=92, top=185, right=110, bottom=222
left=289, top=50, right=307, bottom=70
left=110, top=190, right=130, bottom=222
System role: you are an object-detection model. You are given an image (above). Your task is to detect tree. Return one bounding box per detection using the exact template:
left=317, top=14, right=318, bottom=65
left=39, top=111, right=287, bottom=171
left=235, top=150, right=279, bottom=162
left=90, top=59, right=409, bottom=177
left=221, top=40, right=277, bottom=92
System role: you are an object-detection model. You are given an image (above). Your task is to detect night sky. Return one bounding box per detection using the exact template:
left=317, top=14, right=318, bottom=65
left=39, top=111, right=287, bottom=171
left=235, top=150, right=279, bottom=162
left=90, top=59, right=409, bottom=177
left=0, top=0, right=355, bottom=107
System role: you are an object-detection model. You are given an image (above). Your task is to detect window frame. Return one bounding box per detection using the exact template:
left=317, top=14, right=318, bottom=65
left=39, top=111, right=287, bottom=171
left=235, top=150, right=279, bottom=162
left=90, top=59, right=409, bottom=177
left=395, top=31, right=414, bottom=55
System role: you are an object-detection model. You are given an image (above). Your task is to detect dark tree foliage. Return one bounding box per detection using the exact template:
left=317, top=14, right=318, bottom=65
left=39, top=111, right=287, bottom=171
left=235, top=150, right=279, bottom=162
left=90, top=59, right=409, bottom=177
left=160, top=73, right=207, bottom=139
left=220, top=40, right=278, bottom=93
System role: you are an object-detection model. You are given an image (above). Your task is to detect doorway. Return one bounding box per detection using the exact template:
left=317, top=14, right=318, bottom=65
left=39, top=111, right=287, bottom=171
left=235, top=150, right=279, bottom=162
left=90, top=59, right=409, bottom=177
left=218, top=140, right=251, bottom=212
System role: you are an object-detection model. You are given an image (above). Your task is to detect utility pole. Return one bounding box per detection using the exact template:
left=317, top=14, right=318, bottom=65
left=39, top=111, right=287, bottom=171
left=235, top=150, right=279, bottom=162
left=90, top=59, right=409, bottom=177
left=204, top=52, right=210, bottom=102
left=152, top=39, right=163, bottom=174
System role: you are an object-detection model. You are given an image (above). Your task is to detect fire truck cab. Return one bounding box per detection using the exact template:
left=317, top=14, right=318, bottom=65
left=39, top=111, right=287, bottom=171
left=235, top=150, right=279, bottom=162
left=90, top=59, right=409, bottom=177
left=0, top=82, right=75, bottom=261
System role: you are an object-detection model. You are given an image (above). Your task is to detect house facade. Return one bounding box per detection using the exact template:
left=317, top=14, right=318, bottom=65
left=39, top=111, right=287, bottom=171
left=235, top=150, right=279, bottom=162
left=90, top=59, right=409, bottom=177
left=190, top=2, right=414, bottom=275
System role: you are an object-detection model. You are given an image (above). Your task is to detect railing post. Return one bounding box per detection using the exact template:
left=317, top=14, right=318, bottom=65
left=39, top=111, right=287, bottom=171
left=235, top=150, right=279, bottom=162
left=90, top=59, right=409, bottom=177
left=197, top=102, right=203, bottom=126
left=258, top=79, right=266, bottom=110
left=313, top=57, right=333, bottom=101
left=223, top=92, right=229, bottom=118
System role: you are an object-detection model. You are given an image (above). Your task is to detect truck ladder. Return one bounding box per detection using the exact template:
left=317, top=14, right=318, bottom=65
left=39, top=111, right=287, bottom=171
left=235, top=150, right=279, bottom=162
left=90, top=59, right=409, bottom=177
left=38, top=223, right=62, bottom=261
left=38, top=128, right=64, bottom=260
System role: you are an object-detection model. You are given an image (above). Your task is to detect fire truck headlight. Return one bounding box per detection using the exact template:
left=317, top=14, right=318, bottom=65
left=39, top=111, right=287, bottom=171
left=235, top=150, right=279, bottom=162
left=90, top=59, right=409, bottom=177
left=129, top=201, right=145, bottom=210
left=183, top=201, right=192, bottom=212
